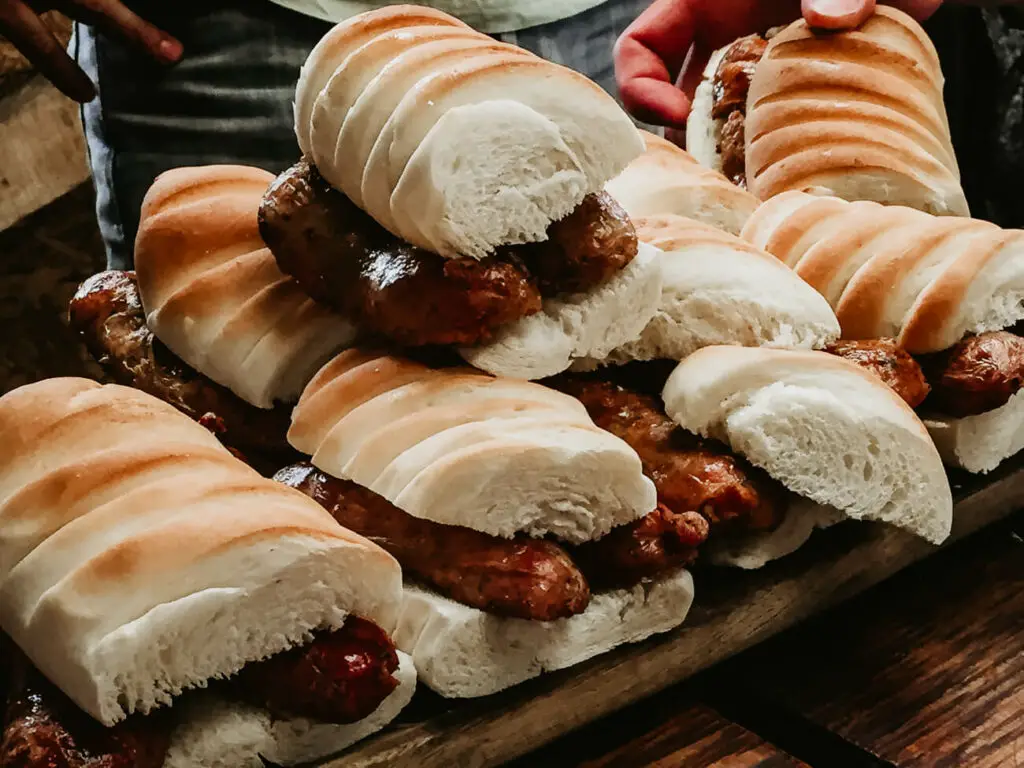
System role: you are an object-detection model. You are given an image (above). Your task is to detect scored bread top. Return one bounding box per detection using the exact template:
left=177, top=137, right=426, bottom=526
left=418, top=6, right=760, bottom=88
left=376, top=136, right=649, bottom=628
left=295, top=5, right=644, bottom=260
left=289, top=350, right=657, bottom=543
left=135, top=165, right=357, bottom=409
left=745, top=6, right=968, bottom=216
left=741, top=191, right=1024, bottom=354
left=0, top=378, right=401, bottom=726
left=662, top=346, right=952, bottom=544
left=605, top=131, right=759, bottom=236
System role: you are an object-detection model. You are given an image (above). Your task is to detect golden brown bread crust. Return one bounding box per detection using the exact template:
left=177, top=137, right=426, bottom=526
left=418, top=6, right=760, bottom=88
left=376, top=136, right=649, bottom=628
left=68, top=270, right=297, bottom=470
left=744, top=7, right=967, bottom=214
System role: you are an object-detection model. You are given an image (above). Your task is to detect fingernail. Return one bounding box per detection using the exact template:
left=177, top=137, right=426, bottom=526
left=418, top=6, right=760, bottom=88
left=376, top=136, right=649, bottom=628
left=159, top=38, right=183, bottom=62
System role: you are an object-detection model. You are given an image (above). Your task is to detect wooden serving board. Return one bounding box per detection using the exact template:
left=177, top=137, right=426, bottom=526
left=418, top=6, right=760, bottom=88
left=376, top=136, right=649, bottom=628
left=325, top=457, right=1024, bottom=768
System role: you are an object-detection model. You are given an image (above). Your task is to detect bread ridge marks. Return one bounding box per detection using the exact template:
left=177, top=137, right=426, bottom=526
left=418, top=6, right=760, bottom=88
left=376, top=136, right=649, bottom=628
left=745, top=7, right=967, bottom=215
left=289, top=350, right=656, bottom=542
left=293, top=5, right=471, bottom=154
left=0, top=379, right=401, bottom=724
left=135, top=165, right=357, bottom=408
left=742, top=192, right=1024, bottom=353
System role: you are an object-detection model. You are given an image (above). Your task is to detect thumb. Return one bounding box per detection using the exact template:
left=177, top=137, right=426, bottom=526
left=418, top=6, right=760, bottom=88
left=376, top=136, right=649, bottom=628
left=802, top=0, right=876, bottom=29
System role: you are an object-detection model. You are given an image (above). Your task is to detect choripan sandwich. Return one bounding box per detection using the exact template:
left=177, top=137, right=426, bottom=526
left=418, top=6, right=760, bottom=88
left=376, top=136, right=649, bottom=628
left=546, top=341, right=951, bottom=569
left=604, top=130, right=759, bottom=236
left=260, top=5, right=663, bottom=380
left=743, top=190, right=1024, bottom=474
left=70, top=165, right=357, bottom=469
left=276, top=349, right=707, bottom=696
left=0, top=378, right=415, bottom=767
left=686, top=6, right=969, bottom=216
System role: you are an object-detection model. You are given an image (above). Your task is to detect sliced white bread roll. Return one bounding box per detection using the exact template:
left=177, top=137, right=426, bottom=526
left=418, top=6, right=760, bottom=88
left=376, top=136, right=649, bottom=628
left=606, top=130, right=759, bottom=235
left=294, top=4, right=470, bottom=156
left=0, top=378, right=411, bottom=763
left=288, top=350, right=657, bottom=543
left=743, top=191, right=1024, bottom=472
left=135, top=165, right=357, bottom=409
left=299, top=6, right=643, bottom=259
left=746, top=7, right=966, bottom=214
left=460, top=240, right=663, bottom=379
left=164, top=651, right=416, bottom=768
left=741, top=191, right=1024, bottom=354
left=663, top=347, right=953, bottom=545
left=689, top=8, right=967, bottom=216
left=572, top=215, right=839, bottom=370
left=393, top=568, right=694, bottom=698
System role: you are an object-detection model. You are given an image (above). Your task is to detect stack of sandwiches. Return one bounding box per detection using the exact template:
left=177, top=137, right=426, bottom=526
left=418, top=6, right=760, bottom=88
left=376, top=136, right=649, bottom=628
left=3, top=3, right=1003, bottom=765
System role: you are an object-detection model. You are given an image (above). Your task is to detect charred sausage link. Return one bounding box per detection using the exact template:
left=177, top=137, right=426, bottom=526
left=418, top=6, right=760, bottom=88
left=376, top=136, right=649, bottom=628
left=68, top=270, right=297, bottom=469
left=919, top=330, right=1024, bottom=417
left=258, top=160, right=639, bottom=347
left=570, top=504, right=709, bottom=589
left=230, top=617, right=400, bottom=725
left=0, top=653, right=171, bottom=768
left=549, top=376, right=788, bottom=534
left=258, top=158, right=543, bottom=347
left=275, top=463, right=591, bottom=621
left=824, top=338, right=931, bottom=408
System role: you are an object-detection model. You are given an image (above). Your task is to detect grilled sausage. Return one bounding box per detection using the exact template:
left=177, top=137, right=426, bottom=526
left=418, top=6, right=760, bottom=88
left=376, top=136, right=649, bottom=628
left=230, top=617, right=400, bottom=724
left=68, top=270, right=297, bottom=470
left=549, top=376, right=788, bottom=534
left=825, top=338, right=931, bottom=408
left=258, top=160, right=638, bottom=347
left=571, top=504, right=709, bottom=589
left=275, top=463, right=591, bottom=621
left=0, top=653, right=171, bottom=768
left=258, top=158, right=543, bottom=347
left=920, top=330, right=1024, bottom=417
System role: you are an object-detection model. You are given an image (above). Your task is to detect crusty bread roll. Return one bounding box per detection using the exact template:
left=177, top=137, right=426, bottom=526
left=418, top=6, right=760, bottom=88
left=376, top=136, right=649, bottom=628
left=393, top=568, right=694, bottom=698
left=0, top=378, right=403, bottom=726
left=461, top=241, right=662, bottom=379
left=296, top=5, right=644, bottom=259
left=663, top=347, right=953, bottom=545
left=741, top=191, right=1024, bottom=355
left=164, top=651, right=417, bottom=768
left=572, top=214, right=839, bottom=370
left=294, top=5, right=470, bottom=156
left=288, top=350, right=657, bottom=544
left=607, top=130, right=759, bottom=235
left=135, top=165, right=357, bottom=409
left=689, top=7, right=968, bottom=216
left=748, top=7, right=966, bottom=214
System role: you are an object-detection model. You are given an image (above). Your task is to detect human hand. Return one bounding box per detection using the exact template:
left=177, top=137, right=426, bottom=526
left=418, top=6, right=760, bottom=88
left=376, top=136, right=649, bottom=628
left=0, top=0, right=182, bottom=102
left=614, top=0, right=943, bottom=129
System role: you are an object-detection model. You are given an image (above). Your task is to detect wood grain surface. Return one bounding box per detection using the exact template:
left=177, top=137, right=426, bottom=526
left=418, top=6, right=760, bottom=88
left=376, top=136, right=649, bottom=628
left=326, top=461, right=1024, bottom=768
left=510, top=698, right=809, bottom=767
left=712, top=512, right=1024, bottom=768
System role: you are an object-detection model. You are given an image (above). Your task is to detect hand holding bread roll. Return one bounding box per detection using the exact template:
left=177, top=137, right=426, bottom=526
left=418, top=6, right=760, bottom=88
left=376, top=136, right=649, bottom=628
left=688, top=7, right=968, bottom=216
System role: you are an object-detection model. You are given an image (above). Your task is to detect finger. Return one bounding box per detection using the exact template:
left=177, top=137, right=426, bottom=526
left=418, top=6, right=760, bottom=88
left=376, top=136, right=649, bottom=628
left=615, top=0, right=697, bottom=88
left=58, top=0, right=182, bottom=62
left=619, top=77, right=693, bottom=128
left=802, top=0, right=877, bottom=29
left=0, top=0, right=95, bottom=101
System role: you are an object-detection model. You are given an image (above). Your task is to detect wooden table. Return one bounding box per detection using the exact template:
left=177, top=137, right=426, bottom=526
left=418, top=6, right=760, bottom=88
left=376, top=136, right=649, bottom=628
left=2, top=186, right=1022, bottom=768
